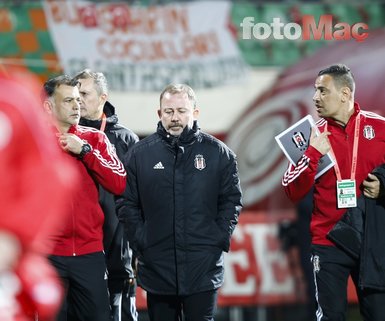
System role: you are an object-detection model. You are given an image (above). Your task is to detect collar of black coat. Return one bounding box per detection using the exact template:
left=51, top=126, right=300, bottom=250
left=157, top=120, right=200, bottom=147
left=79, top=101, right=118, bottom=130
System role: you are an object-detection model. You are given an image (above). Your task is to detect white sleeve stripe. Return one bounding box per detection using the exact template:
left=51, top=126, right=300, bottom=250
left=93, top=149, right=126, bottom=176
left=361, top=110, right=385, bottom=121
left=92, top=135, right=126, bottom=176
left=282, top=156, right=310, bottom=186
left=77, top=126, right=126, bottom=176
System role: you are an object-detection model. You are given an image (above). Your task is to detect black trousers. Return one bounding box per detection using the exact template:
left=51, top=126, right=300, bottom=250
left=49, top=252, right=110, bottom=321
left=109, top=277, right=138, bottom=321
left=147, top=289, right=218, bottom=321
left=311, top=245, right=385, bottom=321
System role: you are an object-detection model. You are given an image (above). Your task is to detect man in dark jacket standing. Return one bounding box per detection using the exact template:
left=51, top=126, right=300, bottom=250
left=117, top=84, right=242, bottom=321
left=74, top=69, right=139, bottom=321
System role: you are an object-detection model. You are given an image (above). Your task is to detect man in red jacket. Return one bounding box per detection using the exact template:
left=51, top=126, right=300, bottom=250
left=0, top=70, right=78, bottom=321
left=282, top=64, right=385, bottom=321
left=42, top=75, right=127, bottom=321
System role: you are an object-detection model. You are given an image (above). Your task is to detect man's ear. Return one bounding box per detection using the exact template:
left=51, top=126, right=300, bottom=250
left=193, top=107, right=200, bottom=120
left=341, top=87, right=351, bottom=103
left=100, top=93, right=108, bottom=105
left=43, top=100, right=53, bottom=114
left=157, top=108, right=161, bottom=118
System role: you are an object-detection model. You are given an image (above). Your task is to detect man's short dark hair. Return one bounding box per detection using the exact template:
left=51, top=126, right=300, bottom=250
left=318, top=64, right=355, bottom=92
left=42, top=75, right=79, bottom=100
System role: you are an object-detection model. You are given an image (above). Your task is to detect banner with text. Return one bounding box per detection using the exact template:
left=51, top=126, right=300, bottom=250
left=43, top=0, right=248, bottom=91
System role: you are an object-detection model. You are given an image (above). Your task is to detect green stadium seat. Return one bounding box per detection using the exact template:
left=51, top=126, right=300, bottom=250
left=325, top=4, right=362, bottom=25
left=238, top=39, right=270, bottom=66
left=271, top=40, right=302, bottom=66
left=260, top=3, right=291, bottom=24
left=362, top=3, right=385, bottom=29
left=232, top=2, right=260, bottom=22
left=297, top=3, right=326, bottom=20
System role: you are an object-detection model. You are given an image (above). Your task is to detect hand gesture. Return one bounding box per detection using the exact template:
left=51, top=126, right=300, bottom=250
left=363, top=173, right=380, bottom=199
left=309, top=127, right=331, bottom=156
left=57, top=133, right=84, bottom=155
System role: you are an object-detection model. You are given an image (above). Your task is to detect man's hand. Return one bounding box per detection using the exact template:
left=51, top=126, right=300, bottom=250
left=57, top=133, right=84, bottom=155
left=309, top=127, right=331, bottom=155
left=363, top=173, right=380, bottom=199
left=0, top=231, right=21, bottom=272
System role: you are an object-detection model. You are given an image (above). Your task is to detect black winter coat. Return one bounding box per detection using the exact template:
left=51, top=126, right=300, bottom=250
left=117, top=121, right=242, bottom=295
left=80, top=101, right=139, bottom=278
left=327, top=164, right=385, bottom=290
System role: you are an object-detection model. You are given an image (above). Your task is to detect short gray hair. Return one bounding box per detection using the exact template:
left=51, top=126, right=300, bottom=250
left=73, top=69, right=108, bottom=96
left=160, top=84, right=197, bottom=108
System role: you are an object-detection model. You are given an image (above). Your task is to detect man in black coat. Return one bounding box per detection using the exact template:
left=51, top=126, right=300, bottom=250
left=328, top=164, right=385, bottom=290
left=117, top=84, right=242, bottom=321
left=74, top=69, right=139, bottom=321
